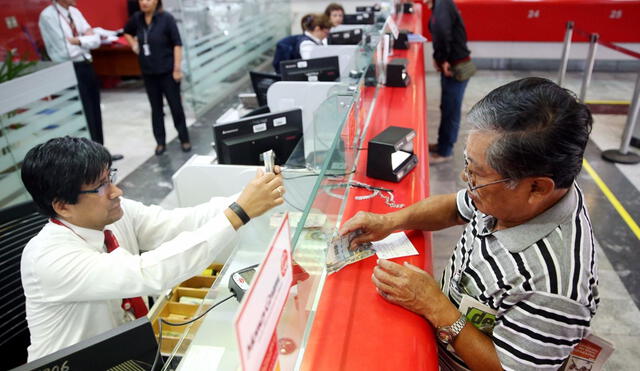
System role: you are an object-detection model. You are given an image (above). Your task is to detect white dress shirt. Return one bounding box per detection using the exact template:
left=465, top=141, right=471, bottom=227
left=38, top=3, right=100, bottom=63
left=21, top=197, right=237, bottom=361
left=299, top=31, right=323, bottom=59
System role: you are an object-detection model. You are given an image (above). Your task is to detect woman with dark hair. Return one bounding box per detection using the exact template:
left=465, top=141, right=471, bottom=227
left=124, top=0, right=191, bottom=155
left=299, top=13, right=332, bottom=59
left=324, top=3, right=345, bottom=27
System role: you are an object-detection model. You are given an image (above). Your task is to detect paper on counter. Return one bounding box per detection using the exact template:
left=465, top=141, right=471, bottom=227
left=178, top=345, right=224, bottom=371
left=371, top=232, right=418, bottom=259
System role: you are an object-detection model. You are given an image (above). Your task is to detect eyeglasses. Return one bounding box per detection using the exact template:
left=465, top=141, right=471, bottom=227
left=79, top=168, right=117, bottom=196
left=463, top=152, right=510, bottom=196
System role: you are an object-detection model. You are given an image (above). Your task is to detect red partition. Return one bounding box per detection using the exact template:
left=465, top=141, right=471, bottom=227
left=419, top=0, right=640, bottom=42
left=300, top=5, right=439, bottom=371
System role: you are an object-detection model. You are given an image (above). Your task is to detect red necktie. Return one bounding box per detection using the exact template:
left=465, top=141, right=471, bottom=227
left=67, top=13, right=79, bottom=37
left=104, top=230, right=149, bottom=318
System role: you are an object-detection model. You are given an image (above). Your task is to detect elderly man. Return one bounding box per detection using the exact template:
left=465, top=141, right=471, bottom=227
left=20, top=136, right=284, bottom=361
left=341, top=77, right=598, bottom=370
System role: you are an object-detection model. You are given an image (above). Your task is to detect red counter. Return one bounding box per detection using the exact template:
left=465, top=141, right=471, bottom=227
left=300, top=5, right=439, bottom=371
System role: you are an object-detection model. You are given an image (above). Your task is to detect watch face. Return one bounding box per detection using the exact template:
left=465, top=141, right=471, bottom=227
left=437, top=328, right=453, bottom=344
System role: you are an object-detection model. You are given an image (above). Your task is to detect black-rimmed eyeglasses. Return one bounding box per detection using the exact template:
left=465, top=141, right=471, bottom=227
left=79, top=168, right=117, bottom=196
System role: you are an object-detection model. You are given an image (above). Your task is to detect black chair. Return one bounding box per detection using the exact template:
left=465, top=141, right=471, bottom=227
left=0, top=201, right=48, bottom=369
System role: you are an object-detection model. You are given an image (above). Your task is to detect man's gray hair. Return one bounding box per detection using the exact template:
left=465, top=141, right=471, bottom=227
left=466, top=77, right=593, bottom=189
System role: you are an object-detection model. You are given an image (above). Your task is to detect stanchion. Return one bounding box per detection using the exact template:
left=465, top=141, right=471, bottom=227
left=602, top=73, right=640, bottom=164
left=579, top=33, right=599, bottom=102
left=558, top=21, right=574, bottom=87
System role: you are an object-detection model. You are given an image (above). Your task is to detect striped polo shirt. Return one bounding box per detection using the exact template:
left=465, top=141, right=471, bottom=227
left=439, top=184, right=599, bottom=370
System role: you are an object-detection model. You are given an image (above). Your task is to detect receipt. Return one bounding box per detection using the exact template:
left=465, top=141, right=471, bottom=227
left=371, top=232, right=418, bottom=259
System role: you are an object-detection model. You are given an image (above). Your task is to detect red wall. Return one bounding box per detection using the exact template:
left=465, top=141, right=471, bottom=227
left=420, top=0, right=640, bottom=43
left=0, top=0, right=129, bottom=61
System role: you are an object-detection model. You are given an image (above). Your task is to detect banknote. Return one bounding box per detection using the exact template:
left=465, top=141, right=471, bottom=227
left=326, top=229, right=374, bottom=274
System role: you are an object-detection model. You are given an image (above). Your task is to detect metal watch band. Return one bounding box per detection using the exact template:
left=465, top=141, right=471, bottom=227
left=450, top=313, right=467, bottom=337
left=229, top=202, right=250, bottom=225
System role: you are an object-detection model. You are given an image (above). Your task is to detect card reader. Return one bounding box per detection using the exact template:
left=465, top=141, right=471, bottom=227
left=229, top=264, right=259, bottom=302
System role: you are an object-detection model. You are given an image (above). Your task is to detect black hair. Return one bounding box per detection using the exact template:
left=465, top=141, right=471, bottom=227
left=467, top=77, right=593, bottom=189
left=21, top=136, right=112, bottom=217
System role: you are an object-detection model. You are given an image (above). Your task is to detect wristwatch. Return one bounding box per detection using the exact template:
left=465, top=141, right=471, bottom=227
left=437, top=314, right=467, bottom=344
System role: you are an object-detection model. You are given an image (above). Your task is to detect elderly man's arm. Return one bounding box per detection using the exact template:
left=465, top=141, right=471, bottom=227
left=340, top=193, right=465, bottom=247
left=373, top=259, right=502, bottom=371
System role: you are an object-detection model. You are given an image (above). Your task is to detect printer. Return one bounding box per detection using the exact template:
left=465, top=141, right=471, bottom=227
left=385, top=58, right=410, bottom=87
left=366, top=126, right=418, bottom=182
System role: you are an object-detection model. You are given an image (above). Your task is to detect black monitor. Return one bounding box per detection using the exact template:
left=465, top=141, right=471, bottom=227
left=279, top=56, right=340, bottom=82
left=249, top=71, right=281, bottom=107
left=328, top=28, right=364, bottom=45
left=214, top=109, right=304, bottom=166
left=342, top=12, right=375, bottom=25
left=12, top=318, right=157, bottom=371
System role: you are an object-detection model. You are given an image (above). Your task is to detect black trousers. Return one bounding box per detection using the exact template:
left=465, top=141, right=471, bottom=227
left=73, top=61, right=103, bottom=144
left=142, top=73, right=190, bottom=146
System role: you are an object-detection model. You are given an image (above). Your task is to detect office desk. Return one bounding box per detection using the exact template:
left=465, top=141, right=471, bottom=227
left=301, top=5, right=439, bottom=370
left=92, top=43, right=141, bottom=77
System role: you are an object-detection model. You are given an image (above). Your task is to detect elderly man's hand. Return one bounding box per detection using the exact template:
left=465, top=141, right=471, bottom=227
left=339, top=211, right=394, bottom=248
left=372, top=259, right=459, bottom=327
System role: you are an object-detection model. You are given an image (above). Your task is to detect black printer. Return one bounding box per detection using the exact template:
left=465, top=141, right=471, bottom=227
left=366, top=126, right=418, bottom=182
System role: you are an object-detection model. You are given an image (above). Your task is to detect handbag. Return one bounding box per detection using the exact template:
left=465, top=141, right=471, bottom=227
left=452, top=60, right=476, bottom=82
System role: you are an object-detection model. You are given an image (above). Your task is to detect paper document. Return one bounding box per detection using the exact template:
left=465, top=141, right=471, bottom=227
left=391, top=151, right=411, bottom=170
left=371, top=232, right=418, bottom=259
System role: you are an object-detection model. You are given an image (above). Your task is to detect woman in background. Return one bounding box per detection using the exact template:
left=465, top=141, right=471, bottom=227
left=324, top=3, right=345, bottom=27
left=299, top=14, right=332, bottom=59
left=124, top=0, right=191, bottom=155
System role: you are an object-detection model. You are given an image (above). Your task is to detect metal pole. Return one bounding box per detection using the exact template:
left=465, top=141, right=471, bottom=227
left=620, top=73, right=640, bottom=153
left=601, top=72, right=640, bottom=164
left=558, top=21, right=574, bottom=87
left=579, top=33, right=599, bottom=102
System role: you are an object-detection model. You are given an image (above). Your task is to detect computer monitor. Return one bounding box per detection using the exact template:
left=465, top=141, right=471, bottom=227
left=213, top=108, right=304, bottom=166
left=12, top=318, right=157, bottom=371
left=342, top=12, right=375, bottom=25
left=249, top=71, right=281, bottom=107
left=327, top=28, right=363, bottom=45
left=279, top=56, right=340, bottom=82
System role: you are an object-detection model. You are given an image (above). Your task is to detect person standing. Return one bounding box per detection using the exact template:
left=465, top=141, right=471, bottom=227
left=38, top=0, right=123, bottom=161
left=124, top=0, right=191, bottom=156
left=427, top=0, right=475, bottom=163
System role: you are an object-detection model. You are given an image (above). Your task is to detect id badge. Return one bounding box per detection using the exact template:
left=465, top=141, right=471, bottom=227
left=143, top=43, right=151, bottom=56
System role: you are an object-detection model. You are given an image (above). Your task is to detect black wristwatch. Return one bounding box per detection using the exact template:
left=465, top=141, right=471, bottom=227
left=229, top=202, right=250, bottom=225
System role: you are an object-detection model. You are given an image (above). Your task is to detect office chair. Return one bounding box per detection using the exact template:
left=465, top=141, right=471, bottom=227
left=0, top=201, right=47, bottom=369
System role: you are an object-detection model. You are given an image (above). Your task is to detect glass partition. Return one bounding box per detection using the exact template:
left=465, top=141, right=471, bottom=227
left=165, top=0, right=291, bottom=115
left=162, top=5, right=393, bottom=369
left=0, top=61, right=89, bottom=209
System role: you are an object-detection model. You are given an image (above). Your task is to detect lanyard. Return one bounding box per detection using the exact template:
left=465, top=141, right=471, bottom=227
left=53, top=5, right=79, bottom=37
left=50, top=218, right=86, bottom=241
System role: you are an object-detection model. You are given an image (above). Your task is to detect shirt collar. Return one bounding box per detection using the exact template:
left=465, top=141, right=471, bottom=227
left=53, top=218, right=105, bottom=250
left=304, top=31, right=322, bottom=45
left=54, top=3, right=71, bottom=17
left=487, top=183, right=579, bottom=253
